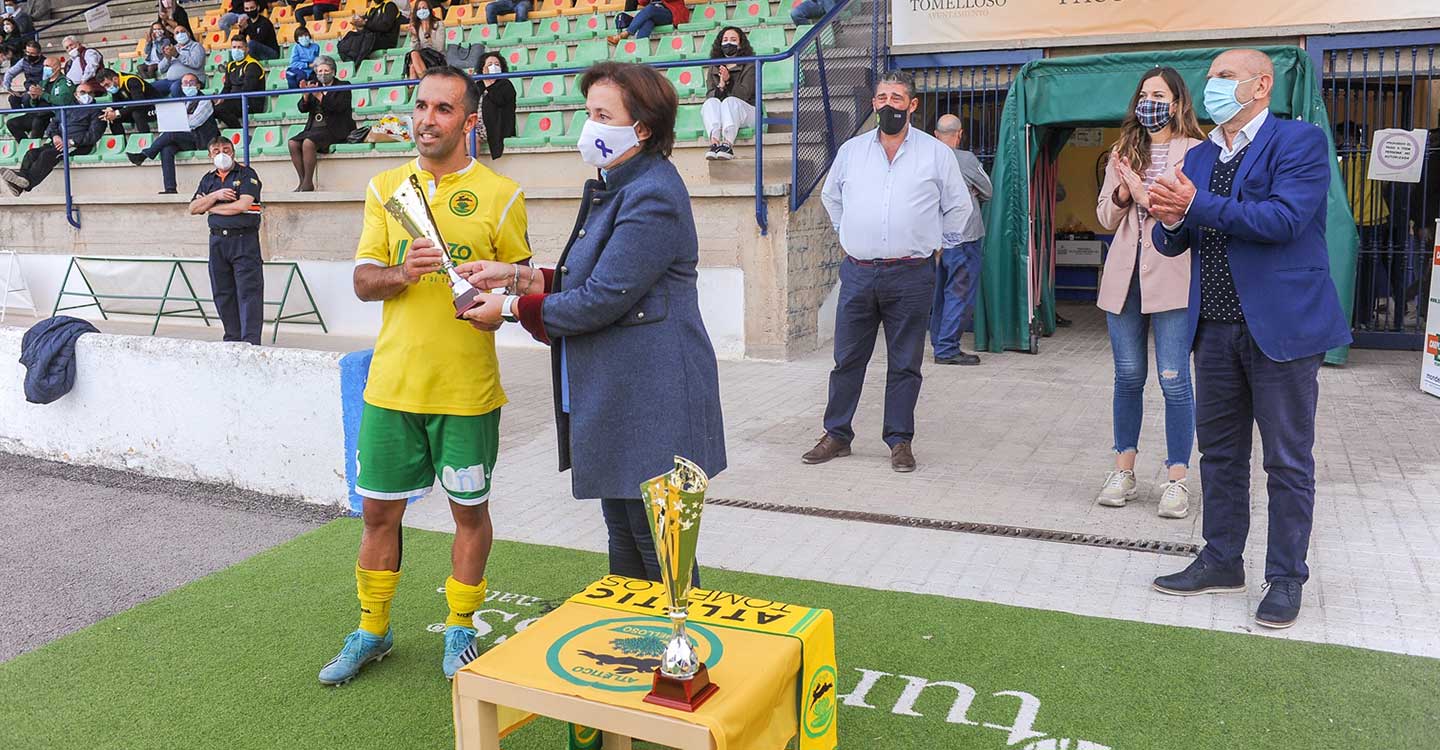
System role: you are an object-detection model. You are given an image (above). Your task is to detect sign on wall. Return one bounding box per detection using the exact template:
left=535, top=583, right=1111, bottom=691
left=892, top=0, right=1440, bottom=52
left=1367, top=129, right=1430, bottom=183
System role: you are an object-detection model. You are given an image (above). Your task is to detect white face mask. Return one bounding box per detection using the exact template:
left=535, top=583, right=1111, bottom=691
left=577, top=119, right=640, bottom=169
left=213, top=152, right=234, bottom=171
left=68, top=48, right=79, bottom=58
left=415, top=8, right=430, bottom=19
left=75, top=92, right=92, bottom=104
left=484, top=64, right=501, bottom=74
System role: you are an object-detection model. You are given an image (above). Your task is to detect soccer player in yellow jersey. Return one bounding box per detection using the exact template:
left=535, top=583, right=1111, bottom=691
left=319, top=66, right=531, bottom=685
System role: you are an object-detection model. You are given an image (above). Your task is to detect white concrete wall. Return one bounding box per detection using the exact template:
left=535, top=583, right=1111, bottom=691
left=0, top=328, right=347, bottom=505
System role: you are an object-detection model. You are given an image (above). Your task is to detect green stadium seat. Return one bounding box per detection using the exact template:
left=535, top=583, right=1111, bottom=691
left=0, top=139, right=21, bottom=167
left=507, top=110, right=563, bottom=147
left=331, top=141, right=375, bottom=154
left=333, top=62, right=359, bottom=82
left=443, top=25, right=467, bottom=46
left=529, top=17, right=563, bottom=42
left=252, top=125, right=286, bottom=156
left=567, top=109, right=587, bottom=137
left=533, top=44, right=567, bottom=69
left=565, top=13, right=605, bottom=40
left=665, top=66, right=705, bottom=98
left=674, top=104, right=704, bottom=141
left=499, top=19, right=535, bottom=44
left=116, top=57, right=133, bottom=74
left=357, top=56, right=395, bottom=81
left=613, top=36, right=652, bottom=63
left=504, top=47, right=531, bottom=70
left=125, top=132, right=155, bottom=154
left=653, top=33, right=693, bottom=62
left=761, top=60, right=794, bottom=94
left=208, top=49, right=228, bottom=69
left=730, top=0, right=772, bottom=26
left=747, top=27, right=786, bottom=54
left=319, top=38, right=341, bottom=57
left=571, top=39, right=608, bottom=66
left=94, top=132, right=129, bottom=161
left=471, top=23, right=501, bottom=46
left=678, top=2, right=724, bottom=31
left=360, top=86, right=414, bottom=115
left=519, top=75, right=564, bottom=106
left=374, top=139, right=414, bottom=153
left=253, top=93, right=302, bottom=123
left=265, top=73, right=288, bottom=90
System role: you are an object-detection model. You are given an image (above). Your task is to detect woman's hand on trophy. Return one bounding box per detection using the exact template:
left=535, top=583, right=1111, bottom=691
left=461, top=293, right=506, bottom=332
left=454, top=260, right=517, bottom=292
left=403, top=239, right=448, bottom=284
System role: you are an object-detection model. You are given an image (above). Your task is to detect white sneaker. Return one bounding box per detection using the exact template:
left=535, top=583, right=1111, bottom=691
left=1158, top=479, right=1191, bottom=519
left=1096, top=470, right=1137, bottom=507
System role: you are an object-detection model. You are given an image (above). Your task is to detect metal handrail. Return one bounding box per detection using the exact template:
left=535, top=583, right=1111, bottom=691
left=28, top=0, right=861, bottom=231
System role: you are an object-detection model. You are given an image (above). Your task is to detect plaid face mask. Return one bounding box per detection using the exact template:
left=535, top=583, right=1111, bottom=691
left=1135, top=99, right=1172, bottom=133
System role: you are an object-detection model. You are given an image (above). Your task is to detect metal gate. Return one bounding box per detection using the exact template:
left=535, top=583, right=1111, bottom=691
left=898, top=51, right=1039, bottom=172
left=1310, top=31, right=1440, bottom=349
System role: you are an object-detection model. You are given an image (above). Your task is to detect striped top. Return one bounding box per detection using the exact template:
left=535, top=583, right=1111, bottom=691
left=1143, top=142, right=1170, bottom=186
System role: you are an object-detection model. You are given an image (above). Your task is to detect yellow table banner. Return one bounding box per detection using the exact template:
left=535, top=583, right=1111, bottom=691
left=571, top=575, right=840, bottom=750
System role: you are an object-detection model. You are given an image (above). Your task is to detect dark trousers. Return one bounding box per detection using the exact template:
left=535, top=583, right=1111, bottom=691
left=107, top=106, right=153, bottom=135
left=7, top=111, right=52, bottom=140
left=1193, top=320, right=1323, bottom=583
left=823, top=255, right=935, bottom=447
left=213, top=96, right=267, bottom=129
left=294, top=3, right=339, bottom=23
left=929, top=240, right=983, bottom=359
left=600, top=498, right=700, bottom=586
left=18, top=143, right=93, bottom=190
left=208, top=230, right=265, bottom=345
left=142, top=131, right=204, bottom=192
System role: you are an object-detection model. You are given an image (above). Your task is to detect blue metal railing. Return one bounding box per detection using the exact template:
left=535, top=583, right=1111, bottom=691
left=20, top=0, right=875, bottom=233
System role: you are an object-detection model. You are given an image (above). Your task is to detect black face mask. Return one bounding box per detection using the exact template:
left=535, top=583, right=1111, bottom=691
left=876, top=105, right=908, bottom=136
left=720, top=42, right=739, bottom=56
left=245, top=9, right=259, bottom=17
left=25, top=54, right=40, bottom=64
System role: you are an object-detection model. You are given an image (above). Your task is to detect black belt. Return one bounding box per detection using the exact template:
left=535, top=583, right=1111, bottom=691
left=846, top=255, right=931, bottom=267
left=211, top=227, right=258, bottom=236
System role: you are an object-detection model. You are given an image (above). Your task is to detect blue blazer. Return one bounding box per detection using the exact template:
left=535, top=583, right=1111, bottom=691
left=1153, top=115, right=1352, bottom=362
left=542, top=152, right=727, bottom=499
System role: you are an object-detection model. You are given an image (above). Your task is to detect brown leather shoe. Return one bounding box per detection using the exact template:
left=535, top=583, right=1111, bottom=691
left=890, top=442, right=916, bottom=472
left=801, top=434, right=851, bottom=464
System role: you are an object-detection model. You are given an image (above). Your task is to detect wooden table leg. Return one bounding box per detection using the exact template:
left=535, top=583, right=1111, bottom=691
left=601, top=732, right=633, bottom=750
left=455, top=696, right=501, bottom=750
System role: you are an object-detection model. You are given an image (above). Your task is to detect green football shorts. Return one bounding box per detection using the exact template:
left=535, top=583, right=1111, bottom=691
left=355, top=403, right=500, bottom=506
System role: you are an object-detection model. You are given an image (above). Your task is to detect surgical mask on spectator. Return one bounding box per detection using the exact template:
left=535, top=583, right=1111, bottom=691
left=876, top=105, right=908, bottom=136
left=415, top=8, right=430, bottom=19
left=230, top=48, right=246, bottom=61
left=485, top=64, right=501, bottom=74
left=1134, top=99, right=1172, bottom=133
left=4, top=6, right=15, bottom=14
left=316, top=71, right=333, bottom=83
left=68, top=48, right=79, bottom=58
left=105, top=84, right=119, bottom=94
left=213, top=152, right=234, bottom=171
left=181, top=84, right=199, bottom=96
left=75, top=92, right=92, bottom=104
left=721, top=42, right=738, bottom=56
left=297, top=35, right=311, bottom=45
left=577, top=119, right=640, bottom=169
left=175, top=32, right=190, bottom=44
left=3, top=24, right=15, bottom=34
left=1203, top=75, right=1257, bottom=126
left=41, top=65, right=51, bottom=78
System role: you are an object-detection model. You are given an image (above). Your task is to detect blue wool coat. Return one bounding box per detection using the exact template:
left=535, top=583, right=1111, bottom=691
left=541, top=151, right=727, bottom=499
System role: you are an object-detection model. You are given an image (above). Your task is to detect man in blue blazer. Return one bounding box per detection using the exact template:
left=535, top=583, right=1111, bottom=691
left=1146, top=49, right=1352, bottom=629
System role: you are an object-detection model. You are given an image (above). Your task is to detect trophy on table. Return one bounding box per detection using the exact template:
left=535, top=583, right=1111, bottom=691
left=383, top=173, right=483, bottom=319
left=640, top=456, right=719, bottom=712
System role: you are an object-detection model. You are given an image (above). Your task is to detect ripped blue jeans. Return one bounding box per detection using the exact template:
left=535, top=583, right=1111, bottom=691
left=1106, top=275, right=1194, bottom=468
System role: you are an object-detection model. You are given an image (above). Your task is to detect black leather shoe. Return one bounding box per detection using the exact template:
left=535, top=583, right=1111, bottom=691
left=1153, top=557, right=1246, bottom=596
left=935, top=351, right=981, bottom=366
left=126, top=152, right=146, bottom=166
left=1255, top=578, right=1303, bottom=629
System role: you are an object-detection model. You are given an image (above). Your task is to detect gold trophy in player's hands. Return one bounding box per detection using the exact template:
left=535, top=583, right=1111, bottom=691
left=383, top=173, right=483, bottom=319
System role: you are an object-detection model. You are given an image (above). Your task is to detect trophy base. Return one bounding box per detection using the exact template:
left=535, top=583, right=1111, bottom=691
left=453, top=286, right=482, bottom=319
left=643, top=664, right=718, bottom=712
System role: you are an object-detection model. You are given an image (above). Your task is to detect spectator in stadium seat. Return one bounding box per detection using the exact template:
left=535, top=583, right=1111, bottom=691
left=234, top=0, right=281, bottom=60
left=62, top=36, right=104, bottom=86
left=157, top=0, right=189, bottom=35
left=0, top=16, right=24, bottom=58
left=213, top=38, right=269, bottom=128
left=137, top=22, right=174, bottom=79
left=3, top=39, right=46, bottom=105
left=154, top=23, right=205, bottom=97
left=477, top=51, right=514, bottom=160
left=484, top=0, right=530, bottom=25
left=5, top=82, right=50, bottom=140
left=97, top=68, right=161, bottom=135
left=1, top=1, right=33, bottom=36
left=404, top=0, right=445, bottom=77
left=337, top=0, right=402, bottom=64
left=607, top=0, right=688, bottom=44
left=790, top=0, right=837, bottom=25
left=219, top=0, right=268, bottom=33
left=701, top=26, right=754, bottom=162
left=288, top=56, right=353, bottom=191
left=0, top=83, right=105, bottom=196
left=294, top=0, right=341, bottom=25
left=126, top=72, right=221, bottom=194
left=285, top=23, right=321, bottom=88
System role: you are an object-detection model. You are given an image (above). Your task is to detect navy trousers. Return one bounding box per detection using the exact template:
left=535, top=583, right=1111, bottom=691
left=1193, top=320, right=1322, bottom=583
left=928, top=240, right=982, bottom=359
left=823, top=255, right=935, bottom=448
left=208, top=230, right=265, bottom=345
left=600, top=498, right=700, bottom=586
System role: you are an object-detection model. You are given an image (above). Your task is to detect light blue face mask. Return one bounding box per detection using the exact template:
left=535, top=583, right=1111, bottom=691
left=175, top=32, right=190, bottom=44
left=297, top=36, right=311, bottom=46
left=230, top=48, right=246, bottom=62
left=106, top=84, right=119, bottom=94
left=1203, top=75, right=1258, bottom=125
left=41, top=65, right=51, bottom=79
left=415, top=8, right=430, bottom=19
left=182, top=84, right=199, bottom=97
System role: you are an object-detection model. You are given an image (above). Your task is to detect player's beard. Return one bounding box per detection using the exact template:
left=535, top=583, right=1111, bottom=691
left=415, top=124, right=464, bottom=161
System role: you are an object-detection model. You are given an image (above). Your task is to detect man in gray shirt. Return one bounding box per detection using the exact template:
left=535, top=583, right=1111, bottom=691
left=929, top=114, right=992, bottom=365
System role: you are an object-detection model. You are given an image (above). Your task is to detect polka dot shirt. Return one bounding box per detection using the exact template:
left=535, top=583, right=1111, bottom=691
left=1198, top=145, right=1249, bottom=323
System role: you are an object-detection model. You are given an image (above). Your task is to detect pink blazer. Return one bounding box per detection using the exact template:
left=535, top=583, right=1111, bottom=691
left=1095, top=135, right=1203, bottom=315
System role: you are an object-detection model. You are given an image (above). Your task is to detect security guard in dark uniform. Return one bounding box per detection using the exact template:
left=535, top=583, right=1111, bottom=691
left=97, top=67, right=161, bottom=134
left=189, top=137, right=265, bottom=345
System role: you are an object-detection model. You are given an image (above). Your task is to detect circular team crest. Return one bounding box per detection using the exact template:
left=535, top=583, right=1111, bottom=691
left=545, top=617, right=724, bottom=693
left=449, top=190, right=478, bottom=217
left=803, top=664, right=838, bottom=738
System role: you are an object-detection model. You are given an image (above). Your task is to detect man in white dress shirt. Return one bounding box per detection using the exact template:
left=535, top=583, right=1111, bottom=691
left=802, top=70, right=971, bottom=473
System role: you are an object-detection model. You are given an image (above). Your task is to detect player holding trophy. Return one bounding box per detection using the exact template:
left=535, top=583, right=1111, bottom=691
left=318, top=65, right=531, bottom=686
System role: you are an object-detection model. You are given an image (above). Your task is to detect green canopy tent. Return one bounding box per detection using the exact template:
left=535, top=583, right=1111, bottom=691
left=973, top=46, right=1357, bottom=365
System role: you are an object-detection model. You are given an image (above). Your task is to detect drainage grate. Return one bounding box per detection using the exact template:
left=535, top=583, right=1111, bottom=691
left=705, top=498, right=1201, bottom=557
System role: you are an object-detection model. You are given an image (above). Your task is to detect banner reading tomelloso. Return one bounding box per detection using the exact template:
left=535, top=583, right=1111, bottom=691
left=574, top=575, right=840, bottom=750
left=892, top=0, right=1440, bottom=52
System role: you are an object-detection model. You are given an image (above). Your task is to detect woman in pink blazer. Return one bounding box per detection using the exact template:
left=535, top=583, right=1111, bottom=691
left=1094, top=66, right=1205, bottom=519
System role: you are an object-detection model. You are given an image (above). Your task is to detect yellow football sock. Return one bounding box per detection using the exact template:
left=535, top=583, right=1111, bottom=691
left=444, top=576, right=487, bottom=629
left=356, top=564, right=400, bottom=636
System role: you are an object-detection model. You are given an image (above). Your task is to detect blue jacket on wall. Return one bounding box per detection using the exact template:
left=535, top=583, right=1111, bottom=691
left=540, top=151, right=727, bottom=500
left=1154, top=114, right=1353, bottom=362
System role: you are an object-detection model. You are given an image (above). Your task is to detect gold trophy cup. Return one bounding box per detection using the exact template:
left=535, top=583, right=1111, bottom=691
left=640, top=456, right=719, bottom=712
left=383, top=173, right=483, bottom=319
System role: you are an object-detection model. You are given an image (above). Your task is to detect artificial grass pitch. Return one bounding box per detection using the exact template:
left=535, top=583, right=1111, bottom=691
left=2, top=520, right=1437, bottom=750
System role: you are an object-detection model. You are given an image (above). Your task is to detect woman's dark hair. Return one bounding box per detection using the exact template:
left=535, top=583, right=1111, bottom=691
left=1113, top=66, right=1205, bottom=173
left=579, top=61, right=678, bottom=157
left=708, top=26, right=752, bottom=59
left=410, top=0, right=435, bottom=32
left=294, top=22, right=311, bottom=42
left=479, top=51, right=508, bottom=73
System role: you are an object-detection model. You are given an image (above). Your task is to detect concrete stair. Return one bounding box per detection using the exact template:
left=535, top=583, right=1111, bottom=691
left=37, top=0, right=162, bottom=60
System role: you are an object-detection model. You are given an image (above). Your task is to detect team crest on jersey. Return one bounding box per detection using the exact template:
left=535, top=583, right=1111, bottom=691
left=449, top=190, right=478, bottom=217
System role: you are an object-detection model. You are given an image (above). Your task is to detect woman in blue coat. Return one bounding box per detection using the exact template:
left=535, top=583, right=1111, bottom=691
left=457, top=62, right=726, bottom=581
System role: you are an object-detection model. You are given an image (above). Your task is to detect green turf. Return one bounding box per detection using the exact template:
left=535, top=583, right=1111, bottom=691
left=2, top=519, right=1437, bottom=750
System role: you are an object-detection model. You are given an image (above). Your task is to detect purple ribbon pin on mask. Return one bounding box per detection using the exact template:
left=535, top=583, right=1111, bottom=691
left=595, top=138, right=613, bottom=158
